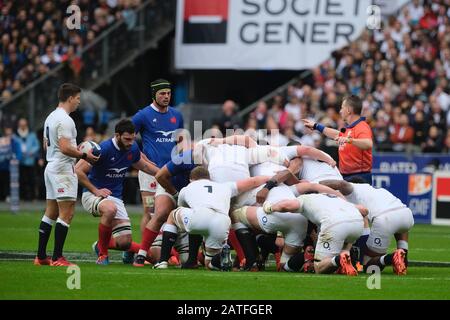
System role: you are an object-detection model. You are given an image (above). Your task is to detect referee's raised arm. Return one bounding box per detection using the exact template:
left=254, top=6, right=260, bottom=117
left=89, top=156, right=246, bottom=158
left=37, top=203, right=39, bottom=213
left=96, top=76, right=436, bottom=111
left=302, top=95, right=374, bottom=185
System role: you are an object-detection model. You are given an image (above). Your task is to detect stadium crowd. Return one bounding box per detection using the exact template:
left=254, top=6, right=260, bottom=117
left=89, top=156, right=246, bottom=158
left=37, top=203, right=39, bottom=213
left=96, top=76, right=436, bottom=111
left=243, top=0, right=450, bottom=154
left=0, top=0, right=142, bottom=104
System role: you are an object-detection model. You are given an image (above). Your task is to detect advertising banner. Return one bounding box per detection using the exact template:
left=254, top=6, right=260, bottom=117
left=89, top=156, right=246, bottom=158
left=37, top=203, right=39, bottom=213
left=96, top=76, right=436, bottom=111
left=175, top=0, right=373, bottom=70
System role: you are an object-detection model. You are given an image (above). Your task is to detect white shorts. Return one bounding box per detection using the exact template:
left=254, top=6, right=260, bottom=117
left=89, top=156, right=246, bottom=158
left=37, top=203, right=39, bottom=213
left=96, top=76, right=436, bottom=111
left=138, top=171, right=158, bottom=193
left=233, top=185, right=263, bottom=209
left=314, top=219, right=364, bottom=261
left=81, top=192, right=129, bottom=220
left=176, top=207, right=231, bottom=252
left=44, top=166, right=78, bottom=201
left=367, top=208, right=414, bottom=254
left=155, top=184, right=177, bottom=205
left=256, top=208, right=308, bottom=248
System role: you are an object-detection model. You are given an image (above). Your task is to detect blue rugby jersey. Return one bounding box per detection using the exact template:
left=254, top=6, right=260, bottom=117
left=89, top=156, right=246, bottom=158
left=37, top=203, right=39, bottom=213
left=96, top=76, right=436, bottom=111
left=132, top=104, right=184, bottom=169
left=85, top=138, right=141, bottom=199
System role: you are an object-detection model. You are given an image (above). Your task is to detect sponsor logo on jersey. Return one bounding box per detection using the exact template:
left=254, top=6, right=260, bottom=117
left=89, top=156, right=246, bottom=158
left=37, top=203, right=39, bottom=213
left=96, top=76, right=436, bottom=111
left=170, top=117, right=177, bottom=124
left=155, top=130, right=176, bottom=143
left=153, top=118, right=157, bottom=123
left=105, top=167, right=128, bottom=178
left=57, top=188, right=65, bottom=193
left=127, top=153, right=133, bottom=161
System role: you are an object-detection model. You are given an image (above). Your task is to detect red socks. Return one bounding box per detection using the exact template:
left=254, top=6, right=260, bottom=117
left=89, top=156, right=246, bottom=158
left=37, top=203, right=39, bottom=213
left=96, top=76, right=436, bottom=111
left=139, top=228, right=159, bottom=253
left=98, top=223, right=112, bottom=256
left=228, top=229, right=245, bottom=263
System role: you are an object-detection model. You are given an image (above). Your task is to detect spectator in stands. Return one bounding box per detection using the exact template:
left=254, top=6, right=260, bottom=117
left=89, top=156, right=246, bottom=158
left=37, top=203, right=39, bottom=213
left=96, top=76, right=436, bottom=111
left=422, top=125, right=444, bottom=153
left=390, top=114, right=414, bottom=152
left=444, top=129, right=450, bottom=153
left=252, top=100, right=268, bottom=129
left=14, top=118, right=39, bottom=201
left=0, top=123, right=22, bottom=201
left=215, top=99, right=242, bottom=135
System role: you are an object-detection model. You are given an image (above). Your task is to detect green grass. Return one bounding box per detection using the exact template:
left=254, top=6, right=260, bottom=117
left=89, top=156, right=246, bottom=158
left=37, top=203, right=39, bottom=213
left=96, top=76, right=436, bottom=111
left=1, top=211, right=450, bottom=300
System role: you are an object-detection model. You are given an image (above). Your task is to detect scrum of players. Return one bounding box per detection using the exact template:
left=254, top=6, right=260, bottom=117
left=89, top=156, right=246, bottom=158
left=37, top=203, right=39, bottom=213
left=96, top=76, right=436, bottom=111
left=36, top=83, right=412, bottom=276
left=79, top=128, right=413, bottom=276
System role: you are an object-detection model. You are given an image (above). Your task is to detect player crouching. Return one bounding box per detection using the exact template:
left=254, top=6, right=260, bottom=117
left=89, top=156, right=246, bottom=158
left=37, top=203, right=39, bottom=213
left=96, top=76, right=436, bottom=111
left=153, top=166, right=270, bottom=270
left=263, top=193, right=368, bottom=276
left=75, top=119, right=159, bottom=265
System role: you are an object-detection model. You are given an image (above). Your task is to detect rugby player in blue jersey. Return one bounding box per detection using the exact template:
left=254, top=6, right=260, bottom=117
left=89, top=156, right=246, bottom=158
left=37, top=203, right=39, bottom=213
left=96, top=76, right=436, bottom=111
left=75, top=119, right=159, bottom=265
left=132, top=79, right=184, bottom=261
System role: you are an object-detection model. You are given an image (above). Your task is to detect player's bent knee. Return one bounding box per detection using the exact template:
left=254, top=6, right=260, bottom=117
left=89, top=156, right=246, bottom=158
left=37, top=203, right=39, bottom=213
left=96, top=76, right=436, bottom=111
left=115, top=236, right=132, bottom=250
left=112, top=221, right=132, bottom=240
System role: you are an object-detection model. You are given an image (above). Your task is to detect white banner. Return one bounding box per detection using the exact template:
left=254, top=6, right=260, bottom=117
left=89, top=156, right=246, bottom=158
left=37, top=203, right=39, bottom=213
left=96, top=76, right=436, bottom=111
left=175, top=0, right=374, bottom=70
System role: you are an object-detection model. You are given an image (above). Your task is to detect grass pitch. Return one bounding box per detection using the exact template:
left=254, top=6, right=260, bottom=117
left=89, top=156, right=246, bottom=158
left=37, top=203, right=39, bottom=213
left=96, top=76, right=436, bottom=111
left=1, top=210, right=449, bottom=300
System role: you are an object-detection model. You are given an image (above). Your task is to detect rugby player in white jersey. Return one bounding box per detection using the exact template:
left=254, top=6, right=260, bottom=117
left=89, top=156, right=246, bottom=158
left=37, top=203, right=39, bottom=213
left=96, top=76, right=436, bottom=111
left=153, top=166, right=270, bottom=270
left=262, top=193, right=368, bottom=276
left=320, top=177, right=414, bottom=275
left=231, top=182, right=344, bottom=272
left=34, top=83, right=99, bottom=266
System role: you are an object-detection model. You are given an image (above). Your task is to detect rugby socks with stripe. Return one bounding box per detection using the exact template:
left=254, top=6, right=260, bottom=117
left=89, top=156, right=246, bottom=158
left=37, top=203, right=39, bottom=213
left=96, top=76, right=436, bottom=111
left=98, top=223, right=112, bottom=256
left=159, top=224, right=178, bottom=262
left=52, top=218, right=70, bottom=261
left=37, top=215, right=55, bottom=260
left=183, top=233, right=203, bottom=267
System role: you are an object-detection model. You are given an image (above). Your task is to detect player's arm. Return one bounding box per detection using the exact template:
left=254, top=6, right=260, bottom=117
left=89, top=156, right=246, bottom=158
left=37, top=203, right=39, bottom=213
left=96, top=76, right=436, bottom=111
left=291, top=182, right=345, bottom=200
left=210, top=135, right=257, bottom=148
left=264, top=199, right=301, bottom=214
left=319, top=179, right=354, bottom=196
left=236, top=175, right=270, bottom=194
left=132, top=157, right=159, bottom=176
left=354, top=204, right=369, bottom=217
left=59, top=137, right=99, bottom=163
left=155, top=165, right=177, bottom=196
left=255, top=169, right=300, bottom=204
left=296, top=146, right=336, bottom=167
left=139, top=152, right=157, bottom=167
left=74, top=160, right=111, bottom=197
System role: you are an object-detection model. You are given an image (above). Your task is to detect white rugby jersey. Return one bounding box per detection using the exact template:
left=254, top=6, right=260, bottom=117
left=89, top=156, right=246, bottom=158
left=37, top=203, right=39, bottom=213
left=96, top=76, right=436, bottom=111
left=43, top=107, right=77, bottom=172
left=297, top=193, right=362, bottom=226
left=197, top=139, right=250, bottom=181
left=178, top=179, right=239, bottom=215
left=346, top=183, right=406, bottom=220
left=250, top=146, right=288, bottom=177
left=281, top=146, right=342, bottom=182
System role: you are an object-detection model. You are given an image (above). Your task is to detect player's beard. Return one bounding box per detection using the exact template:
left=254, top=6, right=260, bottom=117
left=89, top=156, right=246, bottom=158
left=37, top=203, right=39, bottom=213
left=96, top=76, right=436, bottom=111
left=117, top=139, right=132, bottom=151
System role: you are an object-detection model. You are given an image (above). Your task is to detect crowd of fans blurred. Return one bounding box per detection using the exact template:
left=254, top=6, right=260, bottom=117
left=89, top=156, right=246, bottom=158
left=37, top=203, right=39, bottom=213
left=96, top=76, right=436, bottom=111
left=237, top=0, right=450, bottom=154
left=0, top=0, right=141, bottom=104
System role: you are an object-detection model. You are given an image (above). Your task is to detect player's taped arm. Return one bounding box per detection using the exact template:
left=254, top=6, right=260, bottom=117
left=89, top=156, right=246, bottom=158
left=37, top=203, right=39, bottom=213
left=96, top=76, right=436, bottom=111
left=294, top=182, right=345, bottom=200
left=133, top=157, right=159, bottom=176
left=155, top=165, right=177, bottom=196
left=319, top=179, right=353, bottom=196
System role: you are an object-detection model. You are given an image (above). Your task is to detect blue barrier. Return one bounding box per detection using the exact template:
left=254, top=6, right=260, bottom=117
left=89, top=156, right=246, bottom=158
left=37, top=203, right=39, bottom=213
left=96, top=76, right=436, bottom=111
left=372, top=153, right=450, bottom=224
